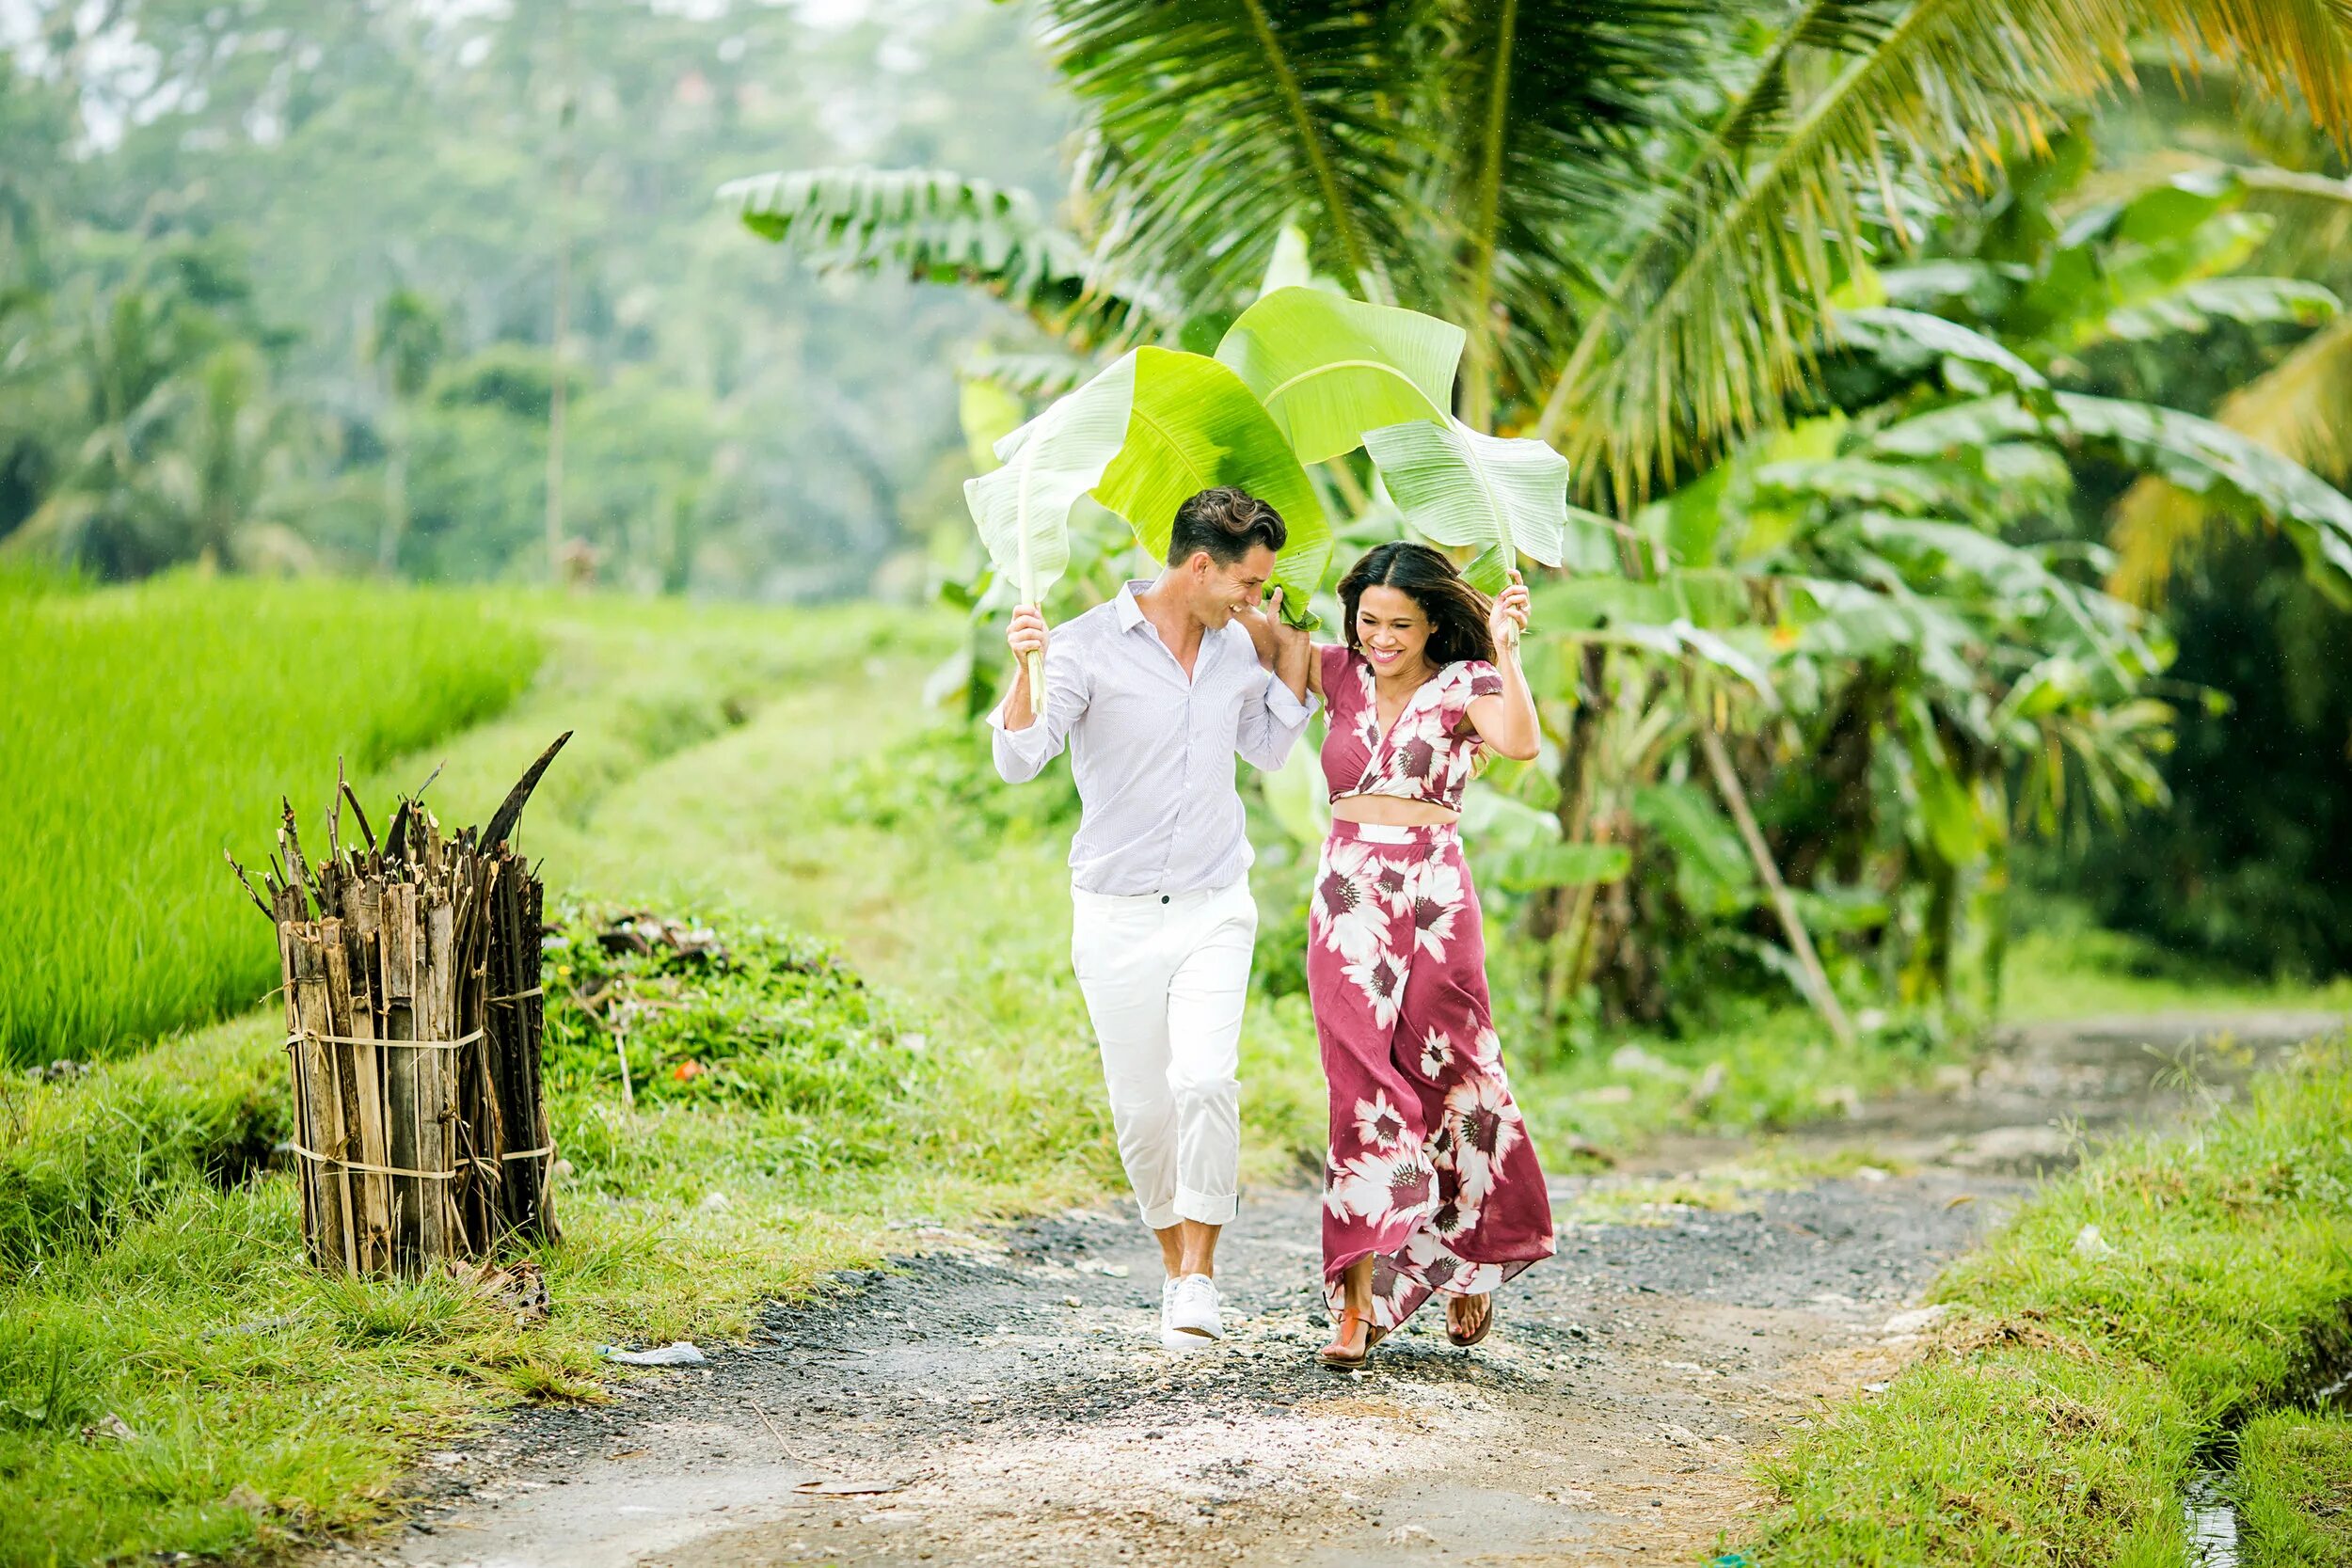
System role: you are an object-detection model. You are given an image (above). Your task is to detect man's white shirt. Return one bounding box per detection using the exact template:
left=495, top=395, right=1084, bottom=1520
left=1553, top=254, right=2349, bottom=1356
left=990, top=580, right=1319, bottom=895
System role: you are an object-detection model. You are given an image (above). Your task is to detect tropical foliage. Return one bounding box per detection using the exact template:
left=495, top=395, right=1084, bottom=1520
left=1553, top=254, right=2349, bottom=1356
left=736, top=0, right=2352, bottom=1032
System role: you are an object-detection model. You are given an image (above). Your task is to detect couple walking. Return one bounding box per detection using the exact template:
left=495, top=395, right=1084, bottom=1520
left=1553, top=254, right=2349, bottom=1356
left=992, top=486, right=1554, bottom=1369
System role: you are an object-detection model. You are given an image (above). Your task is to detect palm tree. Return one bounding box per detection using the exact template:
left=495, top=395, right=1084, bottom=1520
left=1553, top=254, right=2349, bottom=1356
left=723, top=3, right=2352, bottom=1032
left=730, top=0, right=2352, bottom=509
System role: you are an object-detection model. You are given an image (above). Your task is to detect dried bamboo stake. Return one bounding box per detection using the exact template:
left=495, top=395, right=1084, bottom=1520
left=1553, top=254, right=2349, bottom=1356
left=278, top=916, right=321, bottom=1266
left=422, top=884, right=456, bottom=1261
left=322, top=918, right=391, bottom=1273
left=288, top=927, right=356, bottom=1274
left=241, top=734, right=570, bottom=1276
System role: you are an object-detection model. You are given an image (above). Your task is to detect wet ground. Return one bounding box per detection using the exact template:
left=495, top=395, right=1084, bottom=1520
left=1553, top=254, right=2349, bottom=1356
left=313, top=1009, right=2344, bottom=1568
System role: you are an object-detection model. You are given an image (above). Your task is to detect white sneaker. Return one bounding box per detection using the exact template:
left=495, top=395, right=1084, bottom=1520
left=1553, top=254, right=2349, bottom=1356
left=1163, top=1274, right=1223, bottom=1350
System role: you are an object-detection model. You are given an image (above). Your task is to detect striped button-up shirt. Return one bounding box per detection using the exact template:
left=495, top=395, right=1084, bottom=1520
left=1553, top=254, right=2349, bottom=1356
left=991, top=581, right=1319, bottom=896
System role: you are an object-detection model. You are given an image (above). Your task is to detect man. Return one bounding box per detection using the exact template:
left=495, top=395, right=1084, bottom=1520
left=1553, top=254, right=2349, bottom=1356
left=993, top=486, right=1315, bottom=1350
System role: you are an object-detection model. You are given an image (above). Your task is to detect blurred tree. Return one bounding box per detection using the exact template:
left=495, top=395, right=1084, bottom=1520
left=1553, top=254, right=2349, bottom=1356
left=0, top=0, right=1073, bottom=588
left=365, top=287, right=446, bottom=576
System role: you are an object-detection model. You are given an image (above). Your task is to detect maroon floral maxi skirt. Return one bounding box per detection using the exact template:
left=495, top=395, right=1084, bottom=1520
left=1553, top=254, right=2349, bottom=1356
left=1306, top=820, right=1555, bottom=1330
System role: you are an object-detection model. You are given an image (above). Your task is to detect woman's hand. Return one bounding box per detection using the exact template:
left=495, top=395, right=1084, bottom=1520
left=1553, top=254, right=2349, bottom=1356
left=1261, top=586, right=1313, bottom=703
left=1488, top=571, right=1531, bottom=651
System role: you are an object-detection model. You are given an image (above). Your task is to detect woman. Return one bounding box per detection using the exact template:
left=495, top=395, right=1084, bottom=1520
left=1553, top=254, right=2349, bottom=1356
left=1303, top=541, right=1555, bottom=1369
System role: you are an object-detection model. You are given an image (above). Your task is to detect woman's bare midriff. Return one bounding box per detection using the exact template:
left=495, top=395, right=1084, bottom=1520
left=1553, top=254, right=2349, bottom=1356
left=1330, top=792, right=1460, bottom=827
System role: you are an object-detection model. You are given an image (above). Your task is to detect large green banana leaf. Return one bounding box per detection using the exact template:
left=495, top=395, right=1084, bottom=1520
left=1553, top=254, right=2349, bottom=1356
left=1361, top=416, right=1580, bottom=588
left=1215, top=287, right=1460, bottom=465
left=963, top=353, right=1139, bottom=706
left=1091, top=346, right=1330, bottom=617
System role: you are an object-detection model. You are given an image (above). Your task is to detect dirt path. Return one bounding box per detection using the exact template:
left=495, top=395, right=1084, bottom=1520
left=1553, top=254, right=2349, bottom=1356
left=318, top=1010, right=2341, bottom=1568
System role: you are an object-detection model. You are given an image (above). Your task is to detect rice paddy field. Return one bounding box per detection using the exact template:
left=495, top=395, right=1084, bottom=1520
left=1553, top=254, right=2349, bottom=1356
left=0, top=573, right=544, bottom=1067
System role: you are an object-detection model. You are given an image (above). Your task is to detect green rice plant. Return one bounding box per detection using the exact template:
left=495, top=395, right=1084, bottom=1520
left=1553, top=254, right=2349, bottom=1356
left=0, top=572, right=541, bottom=1065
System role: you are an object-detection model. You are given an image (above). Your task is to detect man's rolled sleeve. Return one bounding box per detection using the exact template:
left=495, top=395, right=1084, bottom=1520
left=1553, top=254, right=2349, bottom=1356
left=988, top=635, right=1087, bottom=783
left=1236, top=666, right=1321, bottom=773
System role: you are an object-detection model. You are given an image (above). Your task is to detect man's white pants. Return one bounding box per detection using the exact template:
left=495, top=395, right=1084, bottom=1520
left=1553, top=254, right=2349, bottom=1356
left=1069, top=879, right=1255, bottom=1229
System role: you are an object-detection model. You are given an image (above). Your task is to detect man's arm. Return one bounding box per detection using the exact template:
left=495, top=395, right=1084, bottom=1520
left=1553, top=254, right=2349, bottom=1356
left=1236, top=667, right=1318, bottom=773
left=989, top=606, right=1087, bottom=783
left=1234, top=592, right=1319, bottom=772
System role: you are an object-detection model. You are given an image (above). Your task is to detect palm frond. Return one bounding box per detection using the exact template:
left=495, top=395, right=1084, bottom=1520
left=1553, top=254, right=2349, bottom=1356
left=2236, top=164, right=2352, bottom=206
left=2138, top=0, right=2352, bottom=141
left=2110, top=314, right=2352, bottom=602
left=958, top=349, right=1095, bottom=402
left=721, top=166, right=1177, bottom=350
left=1438, top=0, right=1711, bottom=426
left=1534, top=0, right=2352, bottom=504
left=1034, top=0, right=1425, bottom=310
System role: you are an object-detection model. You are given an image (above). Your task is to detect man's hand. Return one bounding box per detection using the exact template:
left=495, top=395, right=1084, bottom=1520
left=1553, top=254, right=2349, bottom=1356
left=1009, top=604, right=1048, bottom=661
left=1000, top=605, right=1048, bottom=730
left=1263, top=587, right=1311, bottom=701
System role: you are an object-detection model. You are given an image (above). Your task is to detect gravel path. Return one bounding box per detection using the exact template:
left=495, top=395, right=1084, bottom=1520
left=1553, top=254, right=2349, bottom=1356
left=314, top=1009, right=2342, bottom=1568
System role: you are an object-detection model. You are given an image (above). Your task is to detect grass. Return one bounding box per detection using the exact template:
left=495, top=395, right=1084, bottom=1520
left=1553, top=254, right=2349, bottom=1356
left=0, top=590, right=1331, bottom=1566
left=2001, top=911, right=2352, bottom=1022
left=2236, top=1409, right=2352, bottom=1566
left=1740, top=1032, right=2352, bottom=1565
left=8, top=577, right=2345, bottom=1564
left=0, top=572, right=542, bottom=1066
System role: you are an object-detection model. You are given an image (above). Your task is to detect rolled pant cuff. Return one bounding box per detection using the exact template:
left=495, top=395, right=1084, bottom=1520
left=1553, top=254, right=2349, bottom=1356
left=1175, top=1186, right=1238, bottom=1226
left=1136, top=1196, right=1182, bottom=1230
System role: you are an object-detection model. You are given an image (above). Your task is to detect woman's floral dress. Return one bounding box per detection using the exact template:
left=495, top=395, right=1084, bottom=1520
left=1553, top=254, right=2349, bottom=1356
left=1307, top=644, right=1555, bottom=1331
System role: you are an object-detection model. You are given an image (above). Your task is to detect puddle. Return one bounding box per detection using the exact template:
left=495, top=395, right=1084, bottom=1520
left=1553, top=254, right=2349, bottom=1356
left=2180, top=1351, right=2352, bottom=1567
left=1711, top=1010, right=2351, bottom=1176
left=2185, top=1466, right=2238, bottom=1567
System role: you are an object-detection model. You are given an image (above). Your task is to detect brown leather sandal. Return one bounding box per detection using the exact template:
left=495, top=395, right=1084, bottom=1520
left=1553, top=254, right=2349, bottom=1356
left=1319, top=1307, right=1375, bottom=1370
left=1446, top=1292, right=1494, bottom=1348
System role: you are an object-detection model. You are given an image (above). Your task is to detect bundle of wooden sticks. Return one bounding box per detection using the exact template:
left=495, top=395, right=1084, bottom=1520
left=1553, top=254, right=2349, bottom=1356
left=228, top=734, right=570, bottom=1277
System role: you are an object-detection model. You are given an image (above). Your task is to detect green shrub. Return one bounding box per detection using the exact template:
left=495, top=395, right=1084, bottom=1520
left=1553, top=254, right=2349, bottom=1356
left=541, top=905, right=917, bottom=1169
left=0, top=1016, right=285, bottom=1268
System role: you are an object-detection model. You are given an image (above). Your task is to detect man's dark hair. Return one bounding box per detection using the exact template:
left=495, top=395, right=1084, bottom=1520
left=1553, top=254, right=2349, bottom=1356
left=1168, top=486, right=1286, bottom=567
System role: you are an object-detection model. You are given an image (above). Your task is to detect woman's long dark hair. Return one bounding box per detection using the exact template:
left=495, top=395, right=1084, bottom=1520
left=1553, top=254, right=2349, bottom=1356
left=1338, top=542, right=1496, bottom=667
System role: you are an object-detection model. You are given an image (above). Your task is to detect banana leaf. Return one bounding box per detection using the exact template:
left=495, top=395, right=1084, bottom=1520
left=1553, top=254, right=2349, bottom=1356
left=1361, top=416, right=1577, bottom=581
left=962, top=353, right=1140, bottom=707
left=1090, top=346, right=1330, bottom=619
left=1215, top=287, right=1460, bottom=465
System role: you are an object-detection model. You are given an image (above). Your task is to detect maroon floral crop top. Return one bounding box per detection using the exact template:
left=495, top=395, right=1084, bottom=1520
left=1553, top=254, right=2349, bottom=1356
left=1318, top=644, right=1504, bottom=812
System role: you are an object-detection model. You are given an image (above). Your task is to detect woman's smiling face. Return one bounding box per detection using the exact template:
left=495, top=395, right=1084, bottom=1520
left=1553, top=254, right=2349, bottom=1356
left=1354, top=585, right=1432, bottom=674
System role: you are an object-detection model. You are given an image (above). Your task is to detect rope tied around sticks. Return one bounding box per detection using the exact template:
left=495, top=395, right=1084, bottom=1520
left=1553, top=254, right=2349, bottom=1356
left=283, top=1027, right=485, bottom=1052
